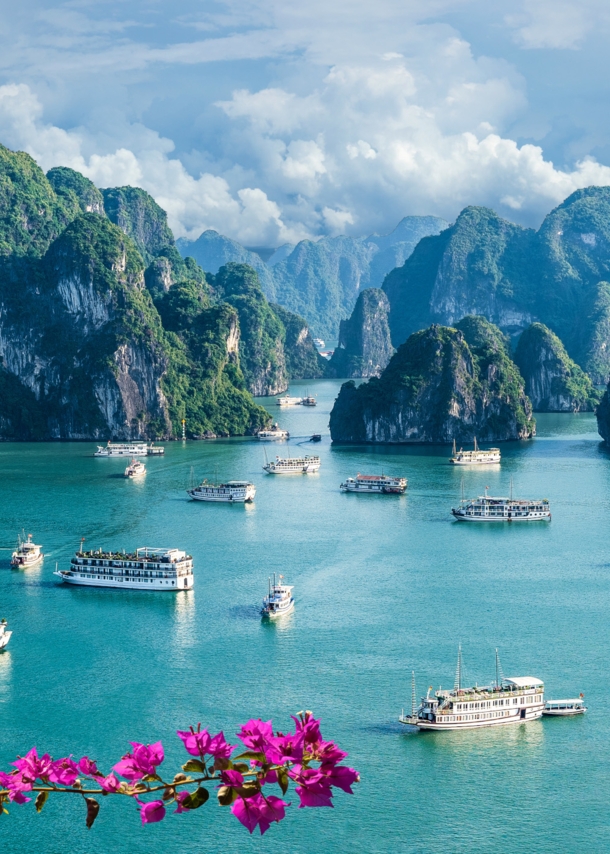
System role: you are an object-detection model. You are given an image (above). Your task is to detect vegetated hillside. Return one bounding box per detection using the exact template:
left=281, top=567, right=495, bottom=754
left=514, top=323, right=600, bottom=412
left=329, top=316, right=534, bottom=444
left=326, top=288, right=394, bottom=378
left=178, top=216, right=448, bottom=339
left=0, top=143, right=323, bottom=440
left=381, top=189, right=610, bottom=383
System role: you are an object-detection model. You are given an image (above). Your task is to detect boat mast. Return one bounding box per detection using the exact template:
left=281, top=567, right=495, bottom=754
left=453, top=643, right=462, bottom=692
left=510, top=477, right=513, bottom=500
left=452, top=438, right=456, bottom=455
left=474, top=436, right=478, bottom=452
left=411, top=670, right=417, bottom=717
left=495, top=648, right=504, bottom=688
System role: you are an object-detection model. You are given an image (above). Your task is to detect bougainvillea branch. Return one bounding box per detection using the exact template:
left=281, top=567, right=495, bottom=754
left=0, top=711, right=359, bottom=835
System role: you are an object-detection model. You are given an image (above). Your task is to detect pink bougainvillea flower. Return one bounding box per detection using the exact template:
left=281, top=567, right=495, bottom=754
left=231, top=793, right=290, bottom=835
left=209, top=731, right=236, bottom=760
left=291, top=713, right=322, bottom=747
left=173, top=790, right=191, bottom=813
left=257, top=795, right=290, bottom=834
left=264, top=732, right=304, bottom=765
left=321, top=764, right=360, bottom=794
left=177, top=729, right=211, bottom=758
left=99, top=772, right=121, bottom=792
left=114, top=741, right=164, bottom=781
left=291, top=768, right=333, bottom=808
left=314, top=741, right=348, bottom=765
left=0, top=771, right=32, bottom=803
left=13, top=748, right=53, bottom=782
left=138, top=799, right=166, bottom=825
left=77, top=756, right=100, bottom=777
left=220, top=769, right=244, bottom=787
left=236, top=720, right=273, bottom=752
left=48, top=756, right=79, bottom=786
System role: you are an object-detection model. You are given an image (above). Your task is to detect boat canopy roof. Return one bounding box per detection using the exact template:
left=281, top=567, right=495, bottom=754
left=504, top=677, right=544, bottom=688
left=545, top=698, right=584, bottom=705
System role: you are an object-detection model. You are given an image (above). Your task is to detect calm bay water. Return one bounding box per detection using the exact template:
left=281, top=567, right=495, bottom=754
left=0, top=379, right=609, bottom=852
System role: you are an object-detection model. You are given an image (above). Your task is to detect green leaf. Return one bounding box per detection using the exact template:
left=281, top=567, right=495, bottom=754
left=233, top=751, right=265, bottom=762
left=237, top=783, right=259, bottom=799
left=181, top=787, right=210, bottom=810
left=232, top=762, right=249, bottom=773
left=277, top=767, right=289, bottom=795
left=182, top=759, right=206, bottom=773
left=217, top=785, right=237, bottom=806
left=35, top=791, right=49, bottom=813
left=85, top=797, right=100, bottom=829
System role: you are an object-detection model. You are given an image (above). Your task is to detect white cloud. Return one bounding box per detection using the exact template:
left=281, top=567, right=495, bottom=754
left=506, top=0, right=610, bottom=50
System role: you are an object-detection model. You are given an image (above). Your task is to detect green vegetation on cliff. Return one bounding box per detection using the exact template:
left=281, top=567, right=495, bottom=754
left=46, top=167, right=104, bottom=216
left=327, top=288, right=393, bottom=378
left=102, top=186, right=175, bottom=266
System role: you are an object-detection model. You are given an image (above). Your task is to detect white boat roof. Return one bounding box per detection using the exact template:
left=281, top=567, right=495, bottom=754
left=504, top=677, right=544, bottom=688
left=545, top=698, right=584, bottom=704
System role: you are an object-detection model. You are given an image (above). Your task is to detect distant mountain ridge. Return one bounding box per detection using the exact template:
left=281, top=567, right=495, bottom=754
left=177, top=215, right=449, bottom=339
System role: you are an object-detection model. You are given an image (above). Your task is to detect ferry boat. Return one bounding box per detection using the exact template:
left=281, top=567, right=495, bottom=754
left=187, top=480, right=256, bottom=502
left=263, top=455, right=320, bottom=474
left=451, top=486, right=550, bottom=522
left=399, top=648, right=545, bottom=731
left=340, top=473, right=407, bottom=494
left=0, top=619, right=12, bottom=651
left=276, top=395, right=303, bottom=406
left=124, top=459, right=146, bottom=478
left=53, top=546, right=194, bottom=590
left=450, top=438, right=501, bottom=465
left=147, top=444, right=165, bottom=456
left=94, top=442, right=149, bottom=457
left=258, top=423, right=290, bottom=441
left=10, top=534, right=43, bottom=568
left=543, top=697, right=587, bottom=716
left=301, top=395, right=317, bottom=407
left=261, top=574, right=294, bottom=618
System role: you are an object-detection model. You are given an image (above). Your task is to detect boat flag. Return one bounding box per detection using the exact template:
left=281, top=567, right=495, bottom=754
left=580, top=692, right=584, bottom=698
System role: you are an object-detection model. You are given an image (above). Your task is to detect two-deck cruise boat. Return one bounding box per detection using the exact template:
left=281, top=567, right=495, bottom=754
left=94, top=441, right=149, bottom=457
left=53, top=546, right=194, bottom=590
left=124, top=459, right=146, bottom=478
left=450, top=438, right=501, bottom=465
left=0, top=619, right=12, bottom=651
left=399, top=648, right=545, bottom=731
left=451, top=485, right=550, bottom=522
left=261, top=574, right=294, bottom=618
left=263, top=455, right=321, bottom=474
left=340, top=473, right=407, bottom=494
left=147, top=444, right=165, bottom=456
left=301, top=395, right=317, bottom=407
left=10, top=534, right=43, bottom=568
left=543, top=697, right=587, bottom=716
left=258, top=423, right=290, bottom=441
left=187, top=480, right=256, bottom=502
left=276, top=395, right=303, bottom=406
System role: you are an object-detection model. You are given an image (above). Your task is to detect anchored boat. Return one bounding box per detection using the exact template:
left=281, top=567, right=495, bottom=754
left=261, top=574, right=294, bottom=618
left=543, top=697, right=587, bottom=716
left=263, top=454, right=320, bottom=474
left=340, top=473, right=407, bottom=494
left=187, top=480, right=256, bottom=502
left=53, top=546, right=194, bottom=590
left=301, top=395, right=317, bottom=407
left=452, top=484, right=550, bottom=522
left=276, top=395, right=303, bottom=406
left=94, top=441, right=149, bottom=457
left=0, top=619, right=12, bottom=651
left=258, top=423, right=290, bottom=441
left=450, top=437, right=501, bottom=465
left=399, top=647, right=545, bottom=731
left=10, top=533, right=43, bottom=568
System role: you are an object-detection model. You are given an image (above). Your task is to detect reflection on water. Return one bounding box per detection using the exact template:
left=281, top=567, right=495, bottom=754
left=414, top=717, right=545, bottom=761
left=172, top=590, right=196, bottom=649
left=0, top=651, right=12, bottom=703
left=261, top=610, right=295, bottom=633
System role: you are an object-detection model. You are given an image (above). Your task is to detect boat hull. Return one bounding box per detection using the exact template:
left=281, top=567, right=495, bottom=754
left=450, top=460, right=501, bottom=466
left=400, top=706, right=544, bottom=730
left=542, top=708, right=586, bottom=716
left=262, top=600, right=295, bottom=618
left=188, top=491, right=255, bottom=502
left=11, top=555, right=43, bottom=569
left=264, top=465, right=320, bottom=473
left=0, top=631, right=12, bottom=650
left=452, top=510, right=551, bottom=522
left=53, top=571, right=193, bottom=590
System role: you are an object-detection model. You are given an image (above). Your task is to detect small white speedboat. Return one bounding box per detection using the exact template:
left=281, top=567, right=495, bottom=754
left=10, top=534, right=43, bottom=568
left=261, top=574, right=294, bottom=618
left=543, top=698, right=587, bottom=716
left=0, top=619, right=12, bottom=651
left=125, top=459, right=146, bottom=478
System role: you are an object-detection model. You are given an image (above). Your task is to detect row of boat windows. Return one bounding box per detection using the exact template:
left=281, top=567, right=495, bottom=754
left=71, top=568, right=191, bottom=578
left=452, top=695, right=538, bottom=710
left=76, top=574, right=177, bottom=584
left=437, top=711, right=514, bottom=722
left=75, top=559, right=191, bottom=569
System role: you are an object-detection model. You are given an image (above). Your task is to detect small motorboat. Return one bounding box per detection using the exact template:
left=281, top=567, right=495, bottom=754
left=310, top=434, right=322, bottom=442
left=11, top=533, right=43, bottom=568
left=543, top=697, right=587, bottom=716
left=0, top=619, right=12, bottom=651
left=261, top=574, right=294, bottom=618
left=125, top=459, right=146, bottom=478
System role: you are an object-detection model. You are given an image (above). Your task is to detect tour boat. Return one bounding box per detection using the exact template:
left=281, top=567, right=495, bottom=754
left=0, top=620, right=12, bottom=651
left=258, top=423, right=290, bottom=441
left=543, top=698, right=587, bottom=716
left=124, top=459, right=146, bottom=478
left=313, top=338, right=325, bottom=349
left=187, top=480, right=256, bottom=502
left=452, top=485, right=550, bottom=522
left=263, top=455, right=321, bottom=474
left=261, top=574, right=294, bottom=618
left=450, top=437, right=501, bottom=465
left=94, top=442, right=149, bottom=457
left=53, top=546, right=194, bottom=590
left=340, top=473, right=407, bottom=494
left=276, top=395, right=303, bottom=406
left=147, top=444, right=165, bottom=456
left=10, top=533, right=43, bottom=568
left=399, top=648, right=545, bottom=731
left=301, top=395, right=317, bottom=407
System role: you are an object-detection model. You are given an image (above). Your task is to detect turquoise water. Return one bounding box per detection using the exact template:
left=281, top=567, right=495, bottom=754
left=0, top=379, right=608, bottom=853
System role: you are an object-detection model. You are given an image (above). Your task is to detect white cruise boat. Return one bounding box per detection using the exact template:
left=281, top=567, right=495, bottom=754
left=258, top=423, right=290, bottom=441
left=399, top=648, right=545, bottom=731
left=10, top=534, right=43, bottom=568
left=147, top=444, right=165, bottom=456
left=187, top=480, right=256, bottom=502
left=452, top=486, right=550, bottom=522
left=94, top=441, right=149, bottom=457
left=543, top=698, right=587, bottom=716
left=53, top=547, right=194, bottom=590
left=276, top=395, right=303, bottom=406
left=340, top=473, right=407, bottom=494
left=125, top=459, right=146, bottom=478
left=301, top=395, right=317, bottom=407
left=261, top=574, right=294, bottom=618
left=263, top=455, right=320, bottom=474
left=0, top=619, right=12, bottom=651
left=313, top=338, right=325, bottom=349
left=450, top=438, right=501, bottom=465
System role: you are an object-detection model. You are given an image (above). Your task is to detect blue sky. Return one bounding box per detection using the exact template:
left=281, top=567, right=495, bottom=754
left=1, top=0, right=609, bottom=245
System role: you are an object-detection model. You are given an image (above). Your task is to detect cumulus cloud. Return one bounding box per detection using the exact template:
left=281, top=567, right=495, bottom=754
left=506, top=0, right=610, bottom=50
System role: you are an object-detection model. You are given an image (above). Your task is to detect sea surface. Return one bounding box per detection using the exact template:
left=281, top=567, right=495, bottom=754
left=0, top=379, right=608, bottom=853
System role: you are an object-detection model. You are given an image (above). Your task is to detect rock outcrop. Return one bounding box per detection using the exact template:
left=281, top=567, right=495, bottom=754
left=596, top=383, right=610, bottom=444
left=327, top=288, right=394, bottom=378
left=330, top=317, right=535, bottom=444
left=514, top=323, right=599, bottom=411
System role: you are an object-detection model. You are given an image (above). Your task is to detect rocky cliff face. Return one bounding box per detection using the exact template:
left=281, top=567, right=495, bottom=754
left=514, top=323, right=599, bottom=411
left=327, top=288, right=394, bottom=378
left=596, top=383, right=610, bottom=444
left=330, top=318, right=534, bottom=444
